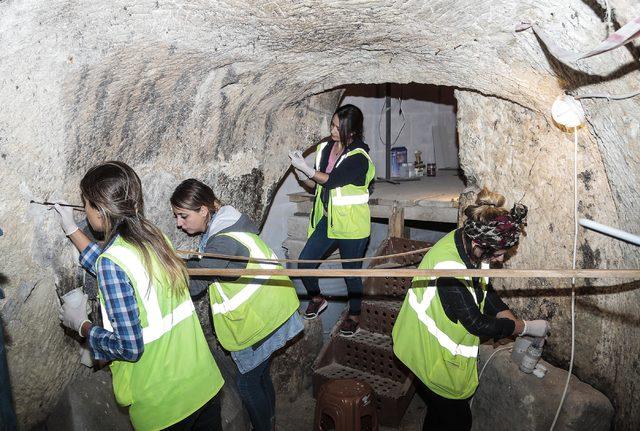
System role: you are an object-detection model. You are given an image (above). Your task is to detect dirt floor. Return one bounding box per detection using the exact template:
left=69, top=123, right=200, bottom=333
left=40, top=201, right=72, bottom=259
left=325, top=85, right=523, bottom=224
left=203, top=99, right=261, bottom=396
left=275, top=385, right=426, bottom=430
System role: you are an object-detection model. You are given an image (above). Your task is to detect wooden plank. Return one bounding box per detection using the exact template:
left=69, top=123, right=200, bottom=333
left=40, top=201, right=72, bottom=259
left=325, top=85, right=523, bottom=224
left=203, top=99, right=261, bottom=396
left=188, top=267, right=640, bottom=279
left=388, top=202, right=405, bottom=238
left=370, top=204, right=458, bottom=224
left=287, top=192, right=313, bottom=202
left=288, top=171, right=463, bottom=223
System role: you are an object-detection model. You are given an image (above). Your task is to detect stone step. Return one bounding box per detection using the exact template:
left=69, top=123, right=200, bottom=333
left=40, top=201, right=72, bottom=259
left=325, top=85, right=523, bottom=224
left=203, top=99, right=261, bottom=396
left=287, top=214, right=309, bottom=239
left=295, top=200, right=313, bottom=214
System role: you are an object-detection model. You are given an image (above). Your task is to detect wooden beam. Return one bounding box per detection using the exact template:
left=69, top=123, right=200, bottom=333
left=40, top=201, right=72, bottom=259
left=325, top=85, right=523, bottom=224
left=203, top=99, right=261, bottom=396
left=388, top=201, right=405, bottom=238
left=187, top=268, right=640, bottom=279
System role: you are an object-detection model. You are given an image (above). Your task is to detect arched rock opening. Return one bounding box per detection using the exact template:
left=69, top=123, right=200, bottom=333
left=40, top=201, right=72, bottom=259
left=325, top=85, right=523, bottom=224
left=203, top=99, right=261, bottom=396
left=1, top=1, right=639, bottom=429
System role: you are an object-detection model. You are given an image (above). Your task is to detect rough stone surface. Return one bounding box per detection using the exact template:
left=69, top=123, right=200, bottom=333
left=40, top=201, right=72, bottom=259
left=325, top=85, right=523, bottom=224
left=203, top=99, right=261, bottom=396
left=472, top=344, right=614, bottom=431
left=0, top=1, right=639, bottom=429
left=456, top=90, right=639, bottom=430
left=272, top=318, right=323, bottom=402
left=43, top=369, right=133, bottom=431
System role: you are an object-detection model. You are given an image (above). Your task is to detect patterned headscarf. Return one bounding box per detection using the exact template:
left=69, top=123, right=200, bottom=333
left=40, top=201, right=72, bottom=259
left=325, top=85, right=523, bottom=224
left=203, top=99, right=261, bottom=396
left=463, top=203, right=528, bottom=250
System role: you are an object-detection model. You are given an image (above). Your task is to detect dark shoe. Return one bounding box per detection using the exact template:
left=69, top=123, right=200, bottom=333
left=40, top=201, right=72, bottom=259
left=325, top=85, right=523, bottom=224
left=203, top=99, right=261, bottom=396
left=339, top=318, right=359, bottom=337
left=304, top=297, right=328, bottom=320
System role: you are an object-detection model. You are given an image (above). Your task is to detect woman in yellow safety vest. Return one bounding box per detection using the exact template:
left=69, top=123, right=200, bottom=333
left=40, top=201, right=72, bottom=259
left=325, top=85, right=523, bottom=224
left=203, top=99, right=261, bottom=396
left=392, top=188, right=550, bottom=431
left=53, top=161, right=224, bottom=431
left=170, top=179, right=302, bottom=431
left=288, top=104, right=375, bottom=336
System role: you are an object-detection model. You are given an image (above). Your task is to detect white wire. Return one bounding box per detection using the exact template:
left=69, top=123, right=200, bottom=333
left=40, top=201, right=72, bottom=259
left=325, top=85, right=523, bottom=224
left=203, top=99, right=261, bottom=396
left=550, top=127, right=578, bottom=430
left=604, top=0, right=614, bottom=34
left=469, top=345, right=511, bottom=408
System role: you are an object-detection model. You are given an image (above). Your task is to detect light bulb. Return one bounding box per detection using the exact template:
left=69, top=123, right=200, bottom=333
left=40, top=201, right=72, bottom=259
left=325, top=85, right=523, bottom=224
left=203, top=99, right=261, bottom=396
left=551, top=95, right=585, bottom=129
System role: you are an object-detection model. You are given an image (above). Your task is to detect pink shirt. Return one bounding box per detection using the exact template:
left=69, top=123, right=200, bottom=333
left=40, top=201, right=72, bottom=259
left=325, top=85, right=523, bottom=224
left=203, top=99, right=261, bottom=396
left=325, top=147, right=341, bottom=173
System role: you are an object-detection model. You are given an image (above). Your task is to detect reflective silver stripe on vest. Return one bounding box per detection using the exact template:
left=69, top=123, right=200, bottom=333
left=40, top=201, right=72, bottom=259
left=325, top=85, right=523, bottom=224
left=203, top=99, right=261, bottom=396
left=408, top=260, right=478, bottom=358
left=101, top=245, right=195, bottom=345
left=332, top=187, right=370, bottom=206
left=210, top=232, right=278, bottom=315
left=315, top=142, right=328, bottom=169
left=335, top=147, right=373, bottom=168
left=331, top=148, right=372, bottom=206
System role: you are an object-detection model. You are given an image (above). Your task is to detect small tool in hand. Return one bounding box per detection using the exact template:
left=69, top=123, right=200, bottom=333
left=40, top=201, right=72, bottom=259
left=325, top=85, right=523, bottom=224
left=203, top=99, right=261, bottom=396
left=30, top=200, right=85, bottom=211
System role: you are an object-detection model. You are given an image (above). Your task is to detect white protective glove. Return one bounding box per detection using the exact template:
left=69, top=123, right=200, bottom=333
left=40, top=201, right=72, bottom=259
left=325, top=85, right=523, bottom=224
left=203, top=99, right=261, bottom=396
left=58, top=292, right=91, bottom=336
left=522, top=320, right=550, bottom=337
left=53, top=202, right=79, bottom=236
left=288, top=150, right=316, bottom=178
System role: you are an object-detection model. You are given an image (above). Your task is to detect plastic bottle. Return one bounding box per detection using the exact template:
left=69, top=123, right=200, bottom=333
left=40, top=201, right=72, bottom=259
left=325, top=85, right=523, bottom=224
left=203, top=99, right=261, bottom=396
left=519, top=345, right=543, bottom=374
left=511, top=336, right=533, bottom=365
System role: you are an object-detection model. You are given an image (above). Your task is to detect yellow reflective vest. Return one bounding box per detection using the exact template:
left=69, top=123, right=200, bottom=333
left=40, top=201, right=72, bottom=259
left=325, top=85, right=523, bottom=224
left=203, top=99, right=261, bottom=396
left=97, top=237, right=224, bottom=431
left=207, top=232, right=300, bottom=351
left=392, top=230, right=487, bottom=399
left=308, top=142, right=376, bottom=239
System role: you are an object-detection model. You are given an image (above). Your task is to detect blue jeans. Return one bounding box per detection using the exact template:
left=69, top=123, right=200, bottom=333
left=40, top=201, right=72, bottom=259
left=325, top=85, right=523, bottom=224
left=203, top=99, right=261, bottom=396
left=236, top=358, right=275, bottom=431
left=298, top=216, right=369, bottom=315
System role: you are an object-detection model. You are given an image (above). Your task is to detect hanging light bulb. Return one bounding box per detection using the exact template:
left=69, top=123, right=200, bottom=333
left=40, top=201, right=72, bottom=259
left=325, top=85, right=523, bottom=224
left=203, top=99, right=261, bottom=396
left=551, top=95, right=585, bottom=129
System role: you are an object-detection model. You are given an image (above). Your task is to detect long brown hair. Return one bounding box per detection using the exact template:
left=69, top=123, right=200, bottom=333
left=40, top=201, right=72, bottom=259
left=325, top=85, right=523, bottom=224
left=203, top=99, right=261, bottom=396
left=170, top=178, right=221, bottom=214
left=80, top=161, right=188, bottom=293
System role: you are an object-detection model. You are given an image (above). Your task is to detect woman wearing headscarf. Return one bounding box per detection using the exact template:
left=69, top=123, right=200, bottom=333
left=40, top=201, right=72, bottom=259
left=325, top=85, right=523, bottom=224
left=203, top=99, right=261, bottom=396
left=392, top=187, right=549, bottom=431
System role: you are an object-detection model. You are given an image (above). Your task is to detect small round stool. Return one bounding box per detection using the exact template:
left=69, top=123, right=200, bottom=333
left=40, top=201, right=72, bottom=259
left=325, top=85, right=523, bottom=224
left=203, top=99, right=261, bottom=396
left=313, top=378, right=379, bottom=431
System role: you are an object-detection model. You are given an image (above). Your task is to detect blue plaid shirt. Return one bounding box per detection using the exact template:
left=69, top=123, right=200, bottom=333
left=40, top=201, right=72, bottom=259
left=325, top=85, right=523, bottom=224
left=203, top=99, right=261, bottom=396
left=80, top=239, right=144, bottom=362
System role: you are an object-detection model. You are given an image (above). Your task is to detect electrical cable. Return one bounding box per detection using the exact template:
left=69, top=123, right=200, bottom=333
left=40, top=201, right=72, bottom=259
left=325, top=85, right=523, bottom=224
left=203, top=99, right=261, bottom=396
left=469, top=345, right=512, bottom=408
left=377, top=86, right=406, bottom=149
left=550, top=127, right=579, bottom=431
left=378, top=97, right=387, bottom=148
left=392, top=93, right=406, bottom=147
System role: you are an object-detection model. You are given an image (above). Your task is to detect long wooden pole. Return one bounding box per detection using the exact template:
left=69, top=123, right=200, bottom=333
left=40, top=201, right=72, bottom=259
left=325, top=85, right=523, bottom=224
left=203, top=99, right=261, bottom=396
left=187, top=268, right=640, bottom=279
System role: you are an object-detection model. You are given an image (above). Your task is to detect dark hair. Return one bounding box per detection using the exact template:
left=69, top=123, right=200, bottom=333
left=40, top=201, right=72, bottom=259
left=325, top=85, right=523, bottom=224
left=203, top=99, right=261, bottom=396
left=334, top=104, right=363, bottom=146
left=170, top=179, right=221, bottom=214
left=80, top=161, right=188, bottom=293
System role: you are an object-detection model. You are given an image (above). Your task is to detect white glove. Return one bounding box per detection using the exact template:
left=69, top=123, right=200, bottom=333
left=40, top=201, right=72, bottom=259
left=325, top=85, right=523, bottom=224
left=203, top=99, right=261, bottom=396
left=292, top=167, right=310, bottom=181
left=288, top=151, right=316, bottom=178
left=522, top=320, right=549, bottom=337
left=53, top=202, right=79, bottom=236
left=59, top=292, right=90, bottom=336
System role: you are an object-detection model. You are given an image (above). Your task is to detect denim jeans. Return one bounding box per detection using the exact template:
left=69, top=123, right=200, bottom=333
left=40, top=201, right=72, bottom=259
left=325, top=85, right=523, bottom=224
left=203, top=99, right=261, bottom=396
left=236, top=358, right=275, bottom=431
left=298, top=216, right=369, bottom=315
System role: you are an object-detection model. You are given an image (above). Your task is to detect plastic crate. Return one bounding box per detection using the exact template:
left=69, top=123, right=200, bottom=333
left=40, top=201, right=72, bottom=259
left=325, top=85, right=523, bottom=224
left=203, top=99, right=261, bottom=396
left=313, top=237, right=432, bottom=426
left=364, top=236, right=431, bottom=297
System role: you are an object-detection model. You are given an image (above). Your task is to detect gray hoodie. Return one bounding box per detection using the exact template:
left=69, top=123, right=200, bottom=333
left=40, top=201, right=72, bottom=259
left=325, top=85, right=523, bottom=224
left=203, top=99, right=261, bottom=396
left=187, top=205, right=259, bottom=297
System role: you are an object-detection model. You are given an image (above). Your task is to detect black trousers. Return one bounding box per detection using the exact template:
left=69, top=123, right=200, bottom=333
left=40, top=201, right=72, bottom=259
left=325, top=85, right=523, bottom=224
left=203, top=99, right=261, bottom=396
left=164, top=395, right=222, bottom=431
left=418, top=381, right=472, bottom=431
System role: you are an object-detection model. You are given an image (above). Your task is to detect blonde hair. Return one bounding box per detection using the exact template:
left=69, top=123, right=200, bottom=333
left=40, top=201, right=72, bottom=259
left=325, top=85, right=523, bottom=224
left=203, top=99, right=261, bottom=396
left=464, top=187, right=509, bottom=223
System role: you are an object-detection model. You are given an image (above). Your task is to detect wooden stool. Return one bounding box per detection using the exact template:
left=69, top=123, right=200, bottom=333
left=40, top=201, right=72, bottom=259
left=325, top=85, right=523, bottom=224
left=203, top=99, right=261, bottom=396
left=313, top=379, right=379, bottom=431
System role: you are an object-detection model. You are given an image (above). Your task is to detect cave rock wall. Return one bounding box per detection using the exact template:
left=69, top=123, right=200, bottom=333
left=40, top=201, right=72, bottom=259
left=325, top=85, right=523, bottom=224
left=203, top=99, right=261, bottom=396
left=0, top=0, right=639, bottom=428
